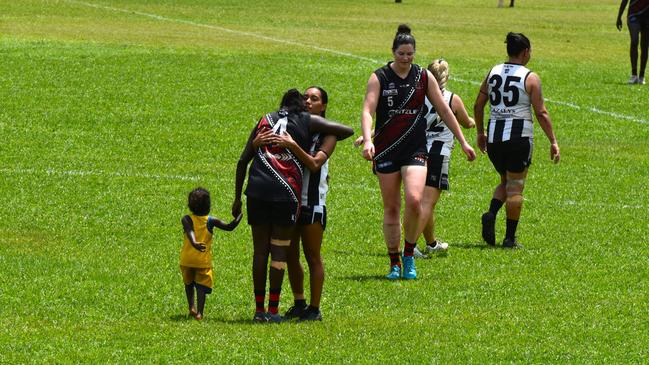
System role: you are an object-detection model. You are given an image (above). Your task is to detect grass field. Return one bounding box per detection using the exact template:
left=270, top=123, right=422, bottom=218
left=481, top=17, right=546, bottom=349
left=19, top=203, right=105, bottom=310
left=1, top=0, right=648, bottom=363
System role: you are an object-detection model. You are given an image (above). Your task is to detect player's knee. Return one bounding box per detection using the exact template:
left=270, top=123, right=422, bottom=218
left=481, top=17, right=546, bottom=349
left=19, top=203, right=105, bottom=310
left=252, top=252, right=268, bottom=263
left=270, top=238, right=291, bottom=247
left=270, top=260, right=287, bottom=270
left=404, top=191, right=423, bottom=208
left=404, top=197, right=422, bottom=216
left=286, top=246, right=300, bottom=262
left=383, top=207, right=400, bottom=222
left=383, top=204, right=401, bottom=221
left=270, top=243, right=288, bottom=263
left=506, top=178, right=525, bottom=196
left=305, top=254, right=323, bottom=268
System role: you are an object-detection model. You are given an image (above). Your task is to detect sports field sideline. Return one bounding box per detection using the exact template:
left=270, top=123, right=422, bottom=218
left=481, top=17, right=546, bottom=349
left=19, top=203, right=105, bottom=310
left=1, top=0, right=648, bottom=363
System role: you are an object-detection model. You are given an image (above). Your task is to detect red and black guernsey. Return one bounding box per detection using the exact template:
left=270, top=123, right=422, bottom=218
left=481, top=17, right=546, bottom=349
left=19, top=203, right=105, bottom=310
left=629, top=0, right=649, bottom=18
left=245, top=110, right=311, bottom=205
left=373, top=62, right=429, bottom=162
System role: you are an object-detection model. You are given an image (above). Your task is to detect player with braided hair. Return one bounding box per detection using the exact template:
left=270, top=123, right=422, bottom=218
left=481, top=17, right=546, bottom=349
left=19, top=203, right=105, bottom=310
left=233, top=89, right=352, bottom=322
left=414, top=59, right=475, bottom=258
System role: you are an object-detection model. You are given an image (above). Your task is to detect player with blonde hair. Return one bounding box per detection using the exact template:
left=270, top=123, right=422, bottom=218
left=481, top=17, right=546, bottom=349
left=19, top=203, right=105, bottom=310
left=414, top=59, right=476, bottom=257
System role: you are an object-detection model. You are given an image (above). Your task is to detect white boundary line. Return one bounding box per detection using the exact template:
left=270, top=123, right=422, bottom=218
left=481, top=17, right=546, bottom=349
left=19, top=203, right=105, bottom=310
left=0, top=167, right=200, bottom=181
left=66, top=0, right=378, bottom=64
left=450, top=77, right=648, bottom=124
left=2, top=167, right=645, bottom=209
left=64, top=0, right=649, bottom=125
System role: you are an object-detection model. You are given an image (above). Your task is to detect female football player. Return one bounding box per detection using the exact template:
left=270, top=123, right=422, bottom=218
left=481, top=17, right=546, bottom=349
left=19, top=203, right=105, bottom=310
left=360, top=24, right=475, bottom=280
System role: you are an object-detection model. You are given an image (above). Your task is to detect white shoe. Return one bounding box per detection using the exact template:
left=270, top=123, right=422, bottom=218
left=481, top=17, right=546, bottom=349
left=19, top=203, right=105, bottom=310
left=413, top=246, right=428, bottom=259
left=425, top=241, right=449, bottom=253
left=639, top=77, right=646, bottom=85
left=628, top=75, right=639, bottom=84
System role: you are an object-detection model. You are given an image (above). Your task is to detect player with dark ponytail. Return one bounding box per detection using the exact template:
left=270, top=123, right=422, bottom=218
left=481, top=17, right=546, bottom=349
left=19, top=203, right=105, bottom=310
left=474, top=32, right=560, bottom=248
left=360, top=24, right=475, bottom=280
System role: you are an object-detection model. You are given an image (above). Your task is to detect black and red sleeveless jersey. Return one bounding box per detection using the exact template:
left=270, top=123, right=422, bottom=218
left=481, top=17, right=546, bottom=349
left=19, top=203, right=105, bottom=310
left=629, top=0, right=649, bottom=18
left=245, top=110, right=311, bottom=203
left=373, top=62, right=428, bottom=161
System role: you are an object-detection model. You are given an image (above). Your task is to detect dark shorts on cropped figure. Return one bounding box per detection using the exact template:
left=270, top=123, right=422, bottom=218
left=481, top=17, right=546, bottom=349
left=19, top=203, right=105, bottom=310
left=247, top=197, right=298, bottom=226
left=425, top=153, right=450, bottom=190
left=629, top=12, right=649, bottom=28
left=487, top=137, right=533, bottom=175
left=374, top=151, right=427, bottom=174
left=298, top=205, right=327, bottom=230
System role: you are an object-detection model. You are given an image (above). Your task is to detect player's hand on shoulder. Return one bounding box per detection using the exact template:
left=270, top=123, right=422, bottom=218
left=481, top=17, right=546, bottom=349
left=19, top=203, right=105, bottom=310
left=274, top=132, right=295, bottom=147
left=253, top=128, right=275, bottom=148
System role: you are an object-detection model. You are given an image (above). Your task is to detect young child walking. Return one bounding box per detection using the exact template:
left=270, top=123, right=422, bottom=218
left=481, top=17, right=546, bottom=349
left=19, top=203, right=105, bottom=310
left=180, top=187, right=242, bottom=320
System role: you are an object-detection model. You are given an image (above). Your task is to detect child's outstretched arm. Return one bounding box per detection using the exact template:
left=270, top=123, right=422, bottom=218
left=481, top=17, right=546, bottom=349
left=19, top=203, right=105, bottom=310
left=181, top=215, right=206, bottom=252
left=208, top=213, right=243, bottom=232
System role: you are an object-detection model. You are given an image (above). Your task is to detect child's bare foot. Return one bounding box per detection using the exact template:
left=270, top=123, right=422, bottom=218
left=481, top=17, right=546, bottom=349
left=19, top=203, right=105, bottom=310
left=189, top=308, right=198, bottom=318
left=194, top=313, right=203, bottom=321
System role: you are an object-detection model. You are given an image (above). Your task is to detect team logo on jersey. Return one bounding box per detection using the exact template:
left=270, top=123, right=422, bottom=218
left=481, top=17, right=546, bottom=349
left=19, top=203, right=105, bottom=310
left=388, top=82, right=396, bottom=89
left=265, top=151, right=294, bottom=161
left=383, top=89, right=398, bottom=96
left=388, top=108, right=419, bottom=117
left=377, top=161, right=393, bottom=169
left=272, top=117, right=288, bottom=135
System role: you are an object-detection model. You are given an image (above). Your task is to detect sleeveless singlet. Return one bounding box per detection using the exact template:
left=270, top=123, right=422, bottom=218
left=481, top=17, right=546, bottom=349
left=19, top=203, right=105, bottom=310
left=424, top=90, right=455, bottom=157
left=486, top=63, right=534, bottom=143
left=373, top=62, right=428, bottom=161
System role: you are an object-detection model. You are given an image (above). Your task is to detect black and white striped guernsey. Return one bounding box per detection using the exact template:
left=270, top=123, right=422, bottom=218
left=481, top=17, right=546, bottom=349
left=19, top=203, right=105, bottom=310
left=424, top=90, right=455, bottom=156
left=486, top=63, right=534, bottom=143
left=301, top=133, right=328, bottom=207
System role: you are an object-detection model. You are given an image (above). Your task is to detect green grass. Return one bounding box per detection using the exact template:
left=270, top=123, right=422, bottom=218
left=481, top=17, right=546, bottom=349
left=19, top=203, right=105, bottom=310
left=1, top=0, right=648, bottom=363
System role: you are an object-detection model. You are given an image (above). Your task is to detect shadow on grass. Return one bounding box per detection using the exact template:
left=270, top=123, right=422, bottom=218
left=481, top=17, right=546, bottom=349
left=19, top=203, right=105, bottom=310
left=451, top=242, right=533, bottom=251
left=168, top=314, right=259, bottom=325
left=207, top=318, right=260, bottom=325
left=329, top=249, right=385, bottom=257
left=168, top=314, right=195, bottom=322
left=341, top=274, right=390, bottom=282
left=169, top=313, right=307, bottom=325
left=450, top=242, right=492, bottom=250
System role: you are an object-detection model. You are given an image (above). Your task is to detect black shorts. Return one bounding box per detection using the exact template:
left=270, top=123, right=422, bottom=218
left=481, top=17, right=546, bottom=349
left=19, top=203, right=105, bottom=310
left=247, top=197, right=298, bottom=226
left=374, top=152, right=427, bottom=174
left=425, top=153, right=449, bottom=190
left=487, top=138, right=533, bottom=175
left=629, top=12, right=649, bottom=28
left=297, top=205, right=327, bottom=230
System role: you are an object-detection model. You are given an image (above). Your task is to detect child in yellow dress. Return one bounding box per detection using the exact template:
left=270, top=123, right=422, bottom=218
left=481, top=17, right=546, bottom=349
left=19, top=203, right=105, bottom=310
left=180, top=187, right=242, bottom=320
